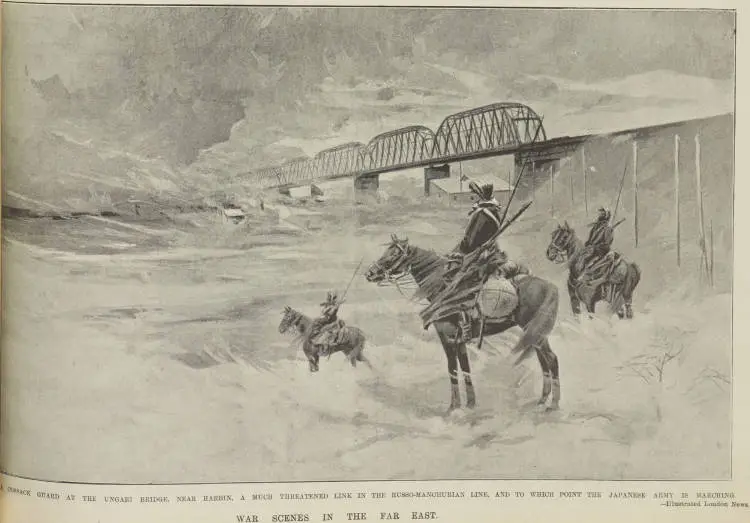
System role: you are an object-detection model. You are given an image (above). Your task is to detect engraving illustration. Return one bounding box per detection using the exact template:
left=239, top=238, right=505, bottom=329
left=1, top=5, right=735, bottom=483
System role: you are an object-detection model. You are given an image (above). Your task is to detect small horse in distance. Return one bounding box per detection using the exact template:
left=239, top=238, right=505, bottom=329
left=546, top=221, right=641, bottom=319
left=365, top=234, right=561, bottom=413
left=278, top=306, right=370, bottom=373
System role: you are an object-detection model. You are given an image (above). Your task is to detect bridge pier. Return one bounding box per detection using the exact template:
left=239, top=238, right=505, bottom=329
left=353, top=173, right=380, bottom=201
left=278, top=183, right=324, bottom=199
left=424, top=164, right=451, bottom=196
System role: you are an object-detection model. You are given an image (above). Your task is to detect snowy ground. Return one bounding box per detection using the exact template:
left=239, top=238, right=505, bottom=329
left=1, top=196, right=731, bottom=483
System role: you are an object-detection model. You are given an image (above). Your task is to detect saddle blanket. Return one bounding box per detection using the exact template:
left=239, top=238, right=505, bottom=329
left=311, top=320, right=346, bottom=346
left=478, top=275, right=520, bottom=320
left=581, top=252, right=628, bottom=287
left=609, top=256, right=629, bottom=284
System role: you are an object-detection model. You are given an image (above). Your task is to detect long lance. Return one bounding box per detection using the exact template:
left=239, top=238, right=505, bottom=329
left=429, top=199, right=534, bottom=319
left=458, top=200, right=534, bottom=273
left=461, top=119, right=544, bottom=268
left=441, top=198, right=537, bottom=301
left=338, top=256, right=365, bottom=306
left=611, top=161, right=629, bottom=225
left=498, top=201, right=534, bottom=236
left=459, top=192, right=539, bottom=274
left=424, top=201, right=535, bottom=327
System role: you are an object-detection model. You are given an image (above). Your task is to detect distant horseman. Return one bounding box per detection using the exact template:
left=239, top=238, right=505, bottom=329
left=586, top=208, right=614, bottom=251
left=580, top=207, right=617, bottom=281
left=308, top=292, right=346, bottom=356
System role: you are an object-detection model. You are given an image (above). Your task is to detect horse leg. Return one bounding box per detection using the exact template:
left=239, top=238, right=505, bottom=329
left=616, top=297, right=626, bottom=319
left=535, top=347, right=551, bottom=406
left=355, top=341, right=374, bottom=371
left=437, top=325, right=461, bottom=413
left=358, top=353, right=374, bottom=370
left=301, top=341, right=318, bottom=373
left=542, top=339, right=561, bottom=411
left=456, top=344, right=476, bottom=409
left=342, top=343, right=357, bottom=368
left=353, top=337, right=374, bottom=370
left=308, top=351, right=320, bottom=373
left=583, top=287, right=598, bottom=318
left=567, top=277, right=582, bottom=316
left=622, top=268, right=638, bottom=319
left=614, top=286, right=627, bottom=319
left=625, top=301, right=634, bottom=319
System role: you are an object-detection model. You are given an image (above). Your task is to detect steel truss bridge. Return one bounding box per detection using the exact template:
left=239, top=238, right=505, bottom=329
left=253, top=103, right=566, bottom=188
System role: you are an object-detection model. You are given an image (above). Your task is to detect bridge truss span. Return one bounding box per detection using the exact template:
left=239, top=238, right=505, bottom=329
left=314, top=142, right=366, bottom=180
left=433, top=103, right=547, bottom=160
left=254, top=167, right=285, bottom=188
left=363, top=126, right=436, bottom=173
left=277, top=157, right=312, bottom=185
left=250, top=102, right=550, bottom=188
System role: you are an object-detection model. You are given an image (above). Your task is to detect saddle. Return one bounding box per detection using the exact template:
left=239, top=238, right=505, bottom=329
left=579, top=251, right=627, bottom=287
left=311, top=319, right=346, bottom=348
left=421, top=262, right=529, bottom=329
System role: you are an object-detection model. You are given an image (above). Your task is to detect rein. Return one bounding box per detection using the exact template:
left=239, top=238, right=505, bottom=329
left=550, top=229, right=582, bottom=266
left=281, top=309, right=309, bottom=341
left=372, top=243, right=439, bottom=305
left=371, top=243, right=414, bottom=288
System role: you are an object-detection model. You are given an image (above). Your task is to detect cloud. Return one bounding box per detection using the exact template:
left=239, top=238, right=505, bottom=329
left=1, top=5, right=735, bottom=205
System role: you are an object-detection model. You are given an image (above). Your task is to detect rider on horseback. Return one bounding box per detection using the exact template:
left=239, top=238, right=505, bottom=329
left=309, top=292, right=345, bottom=355
left=440, top=181, right=528, bottom=340
left=580, top=207, right=617, bottom=282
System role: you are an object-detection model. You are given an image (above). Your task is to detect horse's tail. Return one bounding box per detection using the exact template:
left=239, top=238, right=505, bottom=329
left=614, top=261, right=641, bottom=309
left=339, top=326, right=365, bottom=351
left=511, top=280, right=559, bottom=366
left=627, top=262, right=642, bottom=294
left=346, top=328, right=374, bottom=370
left=349, top=326, right=365, bottom=345
left=354, top=329, right=368, bottom=359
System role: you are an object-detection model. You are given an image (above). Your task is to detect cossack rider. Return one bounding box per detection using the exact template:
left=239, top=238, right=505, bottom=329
left=440, top=181, right=527, bottom=340
left=308, top=292, right=344, bottom=355
left=581, top=207, right=616, bottom=275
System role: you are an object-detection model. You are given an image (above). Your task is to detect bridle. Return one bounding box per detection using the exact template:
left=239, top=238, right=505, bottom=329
left=548, top=228, right=571, bottom=263
left=370, top=242, right=412, bottom=283
left=367, top=241, right=420, bottom=300
left=279, top=308, right=304, bottom=335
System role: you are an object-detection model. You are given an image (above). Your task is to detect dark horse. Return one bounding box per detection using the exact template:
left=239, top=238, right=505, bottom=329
left=365, top=234, right=560, bottom=413
left=278, top=306, right=370, bottom=372
left=546, top=221, right=641, bottom=319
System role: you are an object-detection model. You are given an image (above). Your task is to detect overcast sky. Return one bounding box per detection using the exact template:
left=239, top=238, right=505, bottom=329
left=7, top=7, right=735, bottom=87
left=3, top=6, right=736, bottom=168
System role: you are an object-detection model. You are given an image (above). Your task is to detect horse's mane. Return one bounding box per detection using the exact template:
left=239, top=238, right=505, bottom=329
left=282, top=307, right=310, bottom=329
left=406, top=244, right=450, bottom=302
left=409, top=245, right=446, bottom=272
left=282, top=306, right=312, bottom=348
left=554, top=223, right=588, bottom=269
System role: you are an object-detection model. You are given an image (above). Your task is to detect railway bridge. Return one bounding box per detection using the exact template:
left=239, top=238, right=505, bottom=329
left=251, top=102, right=587, bottom=195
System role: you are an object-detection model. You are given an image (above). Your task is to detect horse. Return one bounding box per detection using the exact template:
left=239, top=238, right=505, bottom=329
left=364, top=234, right=561, bottom=413
left=278, top=306, right=370, bottom=373
left=545, top=221, right=641, bottom=319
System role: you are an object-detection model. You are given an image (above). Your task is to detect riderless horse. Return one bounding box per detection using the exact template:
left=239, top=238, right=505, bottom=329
left=278, top=306, right=370, bottom=372
left=365, top=234, right=561, bottom=413
left=546, top=221, right=641, bottom=318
